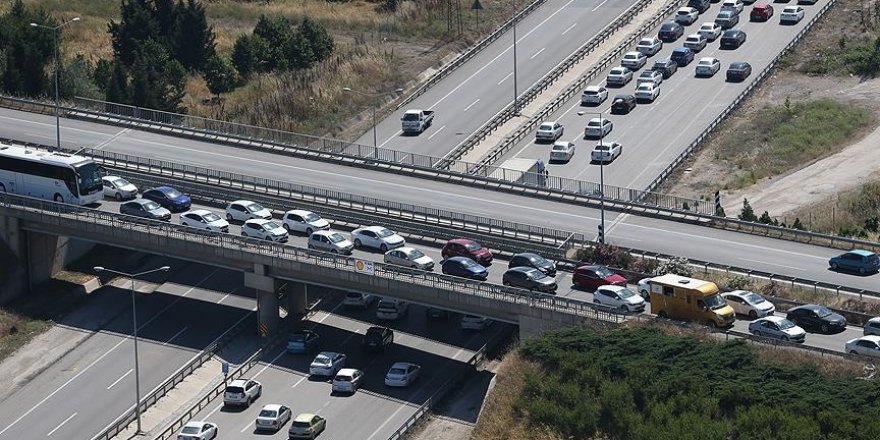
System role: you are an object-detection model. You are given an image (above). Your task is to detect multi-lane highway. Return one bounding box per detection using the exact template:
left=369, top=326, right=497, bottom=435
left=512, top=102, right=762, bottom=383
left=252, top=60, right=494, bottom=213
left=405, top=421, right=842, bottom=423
left=0, top=110, right=873, bottom=294
left=357, top=0, right=641, bottom=158
left=0, top=267, right=255, bottom=440
left=498, top=0, right=830, bottom=189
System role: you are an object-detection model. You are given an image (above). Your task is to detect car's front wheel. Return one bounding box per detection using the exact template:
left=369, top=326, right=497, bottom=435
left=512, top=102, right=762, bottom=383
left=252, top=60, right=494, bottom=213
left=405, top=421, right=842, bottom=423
left=749, top=310, right=757, bottom=320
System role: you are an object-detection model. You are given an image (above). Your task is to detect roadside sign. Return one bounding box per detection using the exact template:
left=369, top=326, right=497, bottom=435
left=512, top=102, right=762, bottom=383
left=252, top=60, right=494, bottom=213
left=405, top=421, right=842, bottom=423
left=222, top=362, right=229, bottom=376
left=472, top=0, right=483, bottom=10
left=354, top=259, right=375, bottom=275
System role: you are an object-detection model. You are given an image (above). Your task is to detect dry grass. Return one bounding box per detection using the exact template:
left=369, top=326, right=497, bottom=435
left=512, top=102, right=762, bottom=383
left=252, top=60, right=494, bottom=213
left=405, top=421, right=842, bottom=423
left=751, top=343, right=866, bottom=377
left=0, top=309, right=52, bottom=362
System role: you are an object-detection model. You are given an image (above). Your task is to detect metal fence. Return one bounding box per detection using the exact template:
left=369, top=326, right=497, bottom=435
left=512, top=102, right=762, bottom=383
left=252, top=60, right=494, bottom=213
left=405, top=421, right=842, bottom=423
left=437, top=0, right=658, bottom=167
left=470, top=0, right=688, bottom=172
left=642, top=0, right=841, bottom=194
left=90, top=312, right=254, bottom=440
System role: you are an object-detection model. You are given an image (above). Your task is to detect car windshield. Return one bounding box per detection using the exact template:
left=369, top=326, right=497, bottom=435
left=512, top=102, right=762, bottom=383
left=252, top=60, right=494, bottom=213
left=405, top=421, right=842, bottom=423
left=314, top=355, right=331, bottom=365
left=594, top=267, right=614, bottom=277
left=389, top=368, right=407, bottom=375
left=181, top=426, right=200, bottom=434
left=699, top=60, right=711, bottom=65
left=259, top=409, right=277, bottom=418
left=328, top=233, right=346, bottom=243
left=595, top=145, right=610, bottom=151
left=618, top=288, right=637, bottom=299
left=203, top=213, right=221, bottom=222
left=777, top=319, right=796, bottom=330
left=539, top=123, right=553, bottom=131
left=460, top=259, right=478, bottom=268
left=246, top=203, right=264, bottom=212
left=584, top=90, right=598, bottom=96
left=552, top=144, right=568, bottom=151
left=143, top=201, right=161, bottom=211
left=464, top=241, right=481, bottom=251
left=376, top=228, right=394, bottom=238
left=815, top=306, right=833, bottom=318
left=402, top=112, right=420, bottom=121
left=290, top=333, right=307, bottom=342
left=743, top=292, right=765, bottom=304
left=265, top=221, right=282, bottom=230
left=705, top=294, right=727, bottom=310
left=226, top=386, right=244, bottom=394
left=335, top=375, right=352, bottom=382
left=111, top=177, right=130, bottom=187
left=292, top=421, right=311, bottom=428
left=74, top=161, right=103, bottom=195
left=164, top=188, right=182, bottom=198
left=588, top=120, right=601, bottom=127
left=303, top=212, right=321, bottom=222
left=529, top=270, right=547, bottom=279
left=407, top=248, right=425, bottom=259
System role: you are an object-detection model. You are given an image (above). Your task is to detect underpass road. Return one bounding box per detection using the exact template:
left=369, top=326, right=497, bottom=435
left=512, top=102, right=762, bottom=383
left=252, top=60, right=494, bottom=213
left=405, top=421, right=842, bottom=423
left=0, top=268, right=255, bottom=440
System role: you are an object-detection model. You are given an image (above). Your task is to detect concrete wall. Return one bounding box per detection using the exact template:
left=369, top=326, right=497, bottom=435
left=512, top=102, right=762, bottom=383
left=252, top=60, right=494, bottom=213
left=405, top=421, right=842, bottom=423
left=0, top=216, right=26, bottom=304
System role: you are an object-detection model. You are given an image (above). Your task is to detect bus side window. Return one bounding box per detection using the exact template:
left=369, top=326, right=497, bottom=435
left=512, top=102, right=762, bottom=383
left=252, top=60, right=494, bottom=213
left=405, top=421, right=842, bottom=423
left=663, top=286, right=673, bottom=296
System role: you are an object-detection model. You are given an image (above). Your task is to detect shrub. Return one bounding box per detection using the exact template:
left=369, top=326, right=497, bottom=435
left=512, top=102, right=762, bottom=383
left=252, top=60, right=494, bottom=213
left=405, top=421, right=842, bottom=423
left=653, top=257, right=693, bottom=277
left=725, top=275, right=751, bottom=290
left=575, top=244, right=633, bottom=269
left=739, top=198, right=758, bottom=222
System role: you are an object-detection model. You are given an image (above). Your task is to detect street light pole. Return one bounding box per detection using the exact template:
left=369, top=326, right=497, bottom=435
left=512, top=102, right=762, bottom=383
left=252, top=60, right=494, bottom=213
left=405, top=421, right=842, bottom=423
left=512, top=0, right=519, bottom=115
left=585, top=110, right=606, bottom=244
left=30, top=17, right=80, bottom=152
left=342, top=87, right=404, bottom=150
left=93, top=265, right=170, bottom=435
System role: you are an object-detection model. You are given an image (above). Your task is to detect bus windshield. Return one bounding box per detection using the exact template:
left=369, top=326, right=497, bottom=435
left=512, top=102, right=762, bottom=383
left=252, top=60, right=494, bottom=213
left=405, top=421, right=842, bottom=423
left=74, top=162, right=102, bottom=195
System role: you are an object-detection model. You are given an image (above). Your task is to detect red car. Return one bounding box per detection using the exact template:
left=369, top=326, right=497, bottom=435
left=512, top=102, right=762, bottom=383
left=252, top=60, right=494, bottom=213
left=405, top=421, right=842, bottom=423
left=749, top=3, right=774, bottom=21
left=441, top=239, right=493, bottom=266
left=573, top=265, right=627, bottom=289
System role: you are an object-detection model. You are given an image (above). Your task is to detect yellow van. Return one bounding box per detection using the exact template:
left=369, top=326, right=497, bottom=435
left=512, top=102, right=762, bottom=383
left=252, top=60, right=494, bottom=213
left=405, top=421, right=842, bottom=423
left=647, top=274, right=735, bottom=327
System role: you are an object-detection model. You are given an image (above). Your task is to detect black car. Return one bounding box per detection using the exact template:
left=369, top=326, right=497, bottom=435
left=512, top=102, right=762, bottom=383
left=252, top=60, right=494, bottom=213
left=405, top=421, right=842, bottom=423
left=610, top=94, right=637, bottom=114
left=426, top=307, right=452, bottom=319
left=363, top=326, right=394, bottom=351
left=688, top=0, right=711, bottom=12
left=508, top=252, right=557, bottom=277
left=786, top=304, right=847, bottom=334
left=141, top=186, right=192, bottom=211
left=119, top=199, right=171, bottom=221
left=720, top=29, right=747, bottom=49
left=726, top=61, right=752, bottom=81
left=657, top=21, right=684, bottom=42
left=502, top=267, right=558, bottom=293
left=652, top=59, right=678, bottom=78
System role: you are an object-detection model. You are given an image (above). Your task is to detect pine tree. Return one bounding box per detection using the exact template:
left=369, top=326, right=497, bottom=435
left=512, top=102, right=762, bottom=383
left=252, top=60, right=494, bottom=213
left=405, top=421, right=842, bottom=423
left=0, top=0, right=55, bottom=96
left=285, top=31, right=314, bottom=70
left=109, top=0, right=161, bottom=68
left=59, top=54, right=101, bottom=99
left=739, top=198, right=758, bottom=222
left=203, top=54, right=237, bottom=96
left=758, top=211, right=774, bottom=225
left=171, top=0, right=216, bottom=71
left=792, top=217, right=804, bottom=230
left=299, top=18, right=334, bottom=62
left=105, top=59, right=131, bottom=104
left=231, top=34, right=257, bottom=77
left=253, top=15, right=294, bottom=70
left=129, top=40, right=186, bottom=113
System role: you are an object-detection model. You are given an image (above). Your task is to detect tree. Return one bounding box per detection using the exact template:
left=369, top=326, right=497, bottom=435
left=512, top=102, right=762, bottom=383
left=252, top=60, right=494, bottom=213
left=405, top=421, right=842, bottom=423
left=203, top=54, right=237, bottom=96
left=299, top=18, right=334, bottom=62
left=758, top=211, right=774, bottom=225
left=60, top=54, right=101, bottom=99
left=715, top=205, right=726, bottom=217
left=253, top=15, right=294, bottom=70
left=231, top=34, right=258, bottom=77
left=0, top=0, right=55, bottom=96
left=105, top=59, right=131, bottom=104
left=739, top=198, right=758, bottom=222
left=93, top=58, right=114, bottom=91
left=171, top=0, right=216, bottom=71
left=129, top=40, right=186, bottom=113
left=285, top=31, right=315, bottom=70
left=792, top=217, right=805, bottom=230
left=109, top=0, right=161, bottom=67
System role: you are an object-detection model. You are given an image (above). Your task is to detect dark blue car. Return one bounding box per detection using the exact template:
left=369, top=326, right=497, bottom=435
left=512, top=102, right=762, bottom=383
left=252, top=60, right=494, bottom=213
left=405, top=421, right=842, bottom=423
left=142, top=186, right=191, bottom=212
left=829, top=250, right=880, bottom=274
left=442, top=256, right=488, bottom=281
left=670, top=47, right=694, bottom=67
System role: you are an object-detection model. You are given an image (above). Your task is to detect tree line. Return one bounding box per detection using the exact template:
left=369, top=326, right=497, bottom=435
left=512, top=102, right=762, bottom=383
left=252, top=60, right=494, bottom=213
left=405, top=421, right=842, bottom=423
left=0, top=0, right=335, bottom=114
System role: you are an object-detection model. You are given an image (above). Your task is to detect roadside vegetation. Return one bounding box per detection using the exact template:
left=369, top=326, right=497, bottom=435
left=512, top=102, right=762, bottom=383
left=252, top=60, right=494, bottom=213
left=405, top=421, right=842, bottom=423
left=474, top=325, right=874, bottom=440
left=7, top=0, right=517, bottom=138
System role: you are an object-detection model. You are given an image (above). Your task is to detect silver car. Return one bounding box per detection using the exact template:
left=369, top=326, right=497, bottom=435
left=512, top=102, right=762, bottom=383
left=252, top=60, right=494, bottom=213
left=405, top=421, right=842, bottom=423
left=384, top=362, right=421, bottom=387
left=549, top=141, right=576, bottom=162
left=310, top=351, right=347, bottom=377
left=308, top=230, right=354, bottom=254
left=581, top=85, right=608, bottom=105
left=241, top=219, right=288, bottom=242
left=225, top=200, right=272, bottom=222
left=748, top=316, right=806, bottom=342
left=332, top=368, right=365, bottom=394
left=102, top=175, right=138, bottom=200
left=535, top=121, right=564, bottom=142
left=635, top=36, right=663, bottom=56
left=606, top=67, right=633, bottom=86
left=281, top=209, right=330, bottom=234
left=255, top=404, right=291, bottom=431
left=584, top=118, right=612, bottom=139
left=384, top=247, right=435, bottom=270
left=620, top=51, right=647, bottom=70
left=591, top=141, right=623, bottom=163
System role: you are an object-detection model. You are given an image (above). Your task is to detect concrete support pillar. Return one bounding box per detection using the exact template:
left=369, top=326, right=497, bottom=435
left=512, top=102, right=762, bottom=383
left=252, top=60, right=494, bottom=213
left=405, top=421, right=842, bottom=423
left=0, top=216, right=26, bottom=305
left=286, top=282, right=308, bottom=316
left=244, top=264, right=280, bottom=338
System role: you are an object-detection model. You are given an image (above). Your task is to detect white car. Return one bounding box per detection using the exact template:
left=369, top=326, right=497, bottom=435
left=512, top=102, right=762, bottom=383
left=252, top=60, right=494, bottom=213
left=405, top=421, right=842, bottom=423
left=550, top=141, right=576, bottom=162
left=675, top=7, right=700, bottom=25
left=721, top=290, right=775, bottom=318
left=846, top=336, right=880, bottom=358
left=384, top=246, right=435, bottom=270
left=461, top=315, right=493, bottom=330
left=536, top=121, right=564, bottom=142
left=343, top=291, right=377, bottom=308
left=581, top=85, right=608, bottom=105
left=637, top=69, right=663, bottom=87
left=223, top=378, right=262, bottom=407
left=695, top=57, right=721, bottom=77
left=620, top=51, right=647, bottom=70
left=721, top=0, right=743, bottom=12
left=308, top=230, right=354, bottom=254
left=865, top=317, right=880, bottom=336
left=376, top=298, right=408, bottom=320
left=697, top=22, right=723, bottom=41
left=351, top=226, right=405, bottom=251
left=177, top=421, right=218, bottom=440
left=225, top=200, right=271, bottom=222
left=255, top=404, right=292, bottom=431
left=591, top=141, right=622, bottom=163
left=780, top=5, right=804, bottom=23
left=241, top=219, right=288, bottom=242
left=684, top=33, right=707, bottom=52
left=281, top=209, right=330, bottom=234
left=288, top=414, right=327, bottom=439
left=332, top=368, right=365, bottom=394
left=593, top=285, right=646, bottom=313
left=635, top=36, right=663, bottom=56
left=638, top=277, right=652, bottom=300
left=584, top=118, right=613, bottom=139
left=385, top=362, right=422, bottom=387
left=635, top=83, right=660, bottom=102
left=310, top=351, right=347, bottom=377
left=748, top=316, right=806, bottom=342
left=101, top=176, right=138, bottom=200
left=606, top=67, right=633, bottom=86
left=180, top=209, right=229, bottom=232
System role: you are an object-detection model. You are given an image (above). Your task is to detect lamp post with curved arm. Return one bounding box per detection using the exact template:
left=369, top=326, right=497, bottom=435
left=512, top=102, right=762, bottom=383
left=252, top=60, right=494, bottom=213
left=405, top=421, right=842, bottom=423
left=30, top=17, right=80, bottom=152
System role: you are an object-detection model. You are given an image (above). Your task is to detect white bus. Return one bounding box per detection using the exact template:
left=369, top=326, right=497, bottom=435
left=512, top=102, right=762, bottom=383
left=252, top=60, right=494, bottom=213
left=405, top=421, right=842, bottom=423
left=0, top=144, right=103, bottom=205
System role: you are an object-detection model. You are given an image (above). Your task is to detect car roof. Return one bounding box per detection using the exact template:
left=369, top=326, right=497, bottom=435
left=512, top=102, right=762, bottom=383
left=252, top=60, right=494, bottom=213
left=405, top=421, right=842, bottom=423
left=856, top=335, right=880, bottom=343
left=229, top=378, right=252, bottom=386
left=262, top=403, right=284, bottom=411
left=790, top=304, right=824, bottom=312
left=610, top=66, right=628, bottom=72
left=336, top=368, right=361, bottom=376
left=183, top=421, right=207, bottom=428
left=368, top=325, right=390, bottom=332
left=584, top=85, right=603, bottom=92
left=245, top=219, right=274, bottom=226
left=230, top=199, right=258, bottom=206
left=128, top=199, right=154, bottom=205
left=625, top=51, right=642, bottom=56
left=847, top=249, right=876, bottom=257
left=758, top=315, right=786, bottom=324
left=754, top=2, right=770, bottom=6
left=311, top=230, right=340, bottom=237
left=597, top=285, right=627, bottom=293
left=152, top=186, right=175, bottom=193
left=672, top=47, right=691, bottom=53
left=294, top=413, right=317, bottom=422
left=730, top=61, right=750, bottom=67
left=390, top=361, right=418, bottom=368
left=448, top=238, right=476, bottom=244
left=868, top=317, right=880, bottom=323
left=285, top=209, right=315, bottom=215
left=699, top=57, right=717, bottom=63
left=723, top=290, right=753, bottom=298
left=188, top=209, right=213, bottom=216
left=507, top=266, right=540, bottom=274
left=358, top=225, right=389, bottom=233
left=614, top=94, right=634, bottom=99
left=446, top=256, right=477, bottom=263
left=317, top=351, right=340, bottom=357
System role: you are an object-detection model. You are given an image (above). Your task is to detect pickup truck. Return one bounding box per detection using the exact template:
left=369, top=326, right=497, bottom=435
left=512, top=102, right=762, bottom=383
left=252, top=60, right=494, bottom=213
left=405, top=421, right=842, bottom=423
left=401, top=109, right=434, bottom=134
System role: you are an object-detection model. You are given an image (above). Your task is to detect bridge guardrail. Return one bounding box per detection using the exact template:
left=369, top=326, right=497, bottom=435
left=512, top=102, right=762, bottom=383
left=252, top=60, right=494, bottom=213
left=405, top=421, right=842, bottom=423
left=469, top=0, right=687, bottom=173
left=436, top=0, right=658, bottom=167
left=90, top=312, right=254, bottom=440
left=643, top=0, right=841, bottom=193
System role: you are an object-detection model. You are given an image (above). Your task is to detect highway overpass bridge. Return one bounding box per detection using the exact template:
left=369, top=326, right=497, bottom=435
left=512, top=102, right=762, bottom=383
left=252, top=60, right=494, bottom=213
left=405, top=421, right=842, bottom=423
left=0, top=193, right=622, bottom=339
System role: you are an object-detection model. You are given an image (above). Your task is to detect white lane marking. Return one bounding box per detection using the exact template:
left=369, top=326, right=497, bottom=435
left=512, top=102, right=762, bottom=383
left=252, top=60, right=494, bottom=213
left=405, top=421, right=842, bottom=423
left=94, top=128, right=131, bottom=150
left=561, top=22, right=577, bottom=35
left=427, top=125, right=446, bottom=140
left=106, top=369, right=133, bottom=390
left=592, top=0, right=611, bottom=11
left=739, top=258, right=806, bottom=271
left=463, top=99, right=480, bottom=112
left=497, top=72, right=514, bottom=85
left=46, top=413, right=76, bottom=436
left=217, top=288, right=237, bottom=304
left=530, top=47, right=546, bottom=59
left=0, top=338, right=127, bottom=435
left=291, top=376, right=307, bottom=388
left=162, top=326, right=188, bottom=346
left=239, top=420, right=253, bottom=433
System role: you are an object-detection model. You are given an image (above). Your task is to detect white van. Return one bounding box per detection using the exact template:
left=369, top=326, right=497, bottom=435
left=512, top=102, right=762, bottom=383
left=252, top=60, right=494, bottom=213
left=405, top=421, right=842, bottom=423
left=376, top=299, right=408, bottom=320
